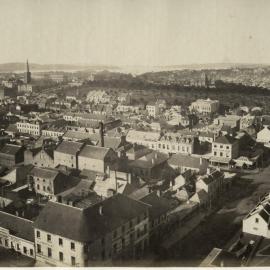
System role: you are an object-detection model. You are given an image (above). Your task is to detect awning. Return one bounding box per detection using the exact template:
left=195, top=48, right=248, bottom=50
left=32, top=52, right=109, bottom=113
left=209, top=156, right=231, bottom=164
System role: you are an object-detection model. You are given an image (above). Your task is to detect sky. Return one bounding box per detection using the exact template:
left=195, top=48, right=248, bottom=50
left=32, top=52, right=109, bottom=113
left=0, top=0, right=270, bottom=66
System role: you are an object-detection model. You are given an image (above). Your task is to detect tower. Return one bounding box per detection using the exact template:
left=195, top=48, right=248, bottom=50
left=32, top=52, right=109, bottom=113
left=25, top=59, right=31, bottom=84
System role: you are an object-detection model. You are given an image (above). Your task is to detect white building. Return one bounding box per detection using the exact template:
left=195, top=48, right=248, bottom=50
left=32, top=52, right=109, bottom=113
left=146, top=103, right=160, bottom=118
left=16, top=120, right=44, bottom=136
left=189, top=98, right=219, bottom=114
left=257, top=125, right=270, bottom=144
left=126, top=130, right=161, bottom=150
left=158, top=133, right=195, bottom=155
left=243, top=194, right=270, bottom=238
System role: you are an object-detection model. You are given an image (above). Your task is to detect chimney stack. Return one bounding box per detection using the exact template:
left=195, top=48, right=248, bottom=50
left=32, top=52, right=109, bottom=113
left=99, top=122, right=104, bottom=147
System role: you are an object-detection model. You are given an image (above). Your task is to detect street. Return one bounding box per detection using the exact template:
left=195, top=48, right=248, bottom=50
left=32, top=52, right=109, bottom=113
left=152, top=165, right=270, bottom=267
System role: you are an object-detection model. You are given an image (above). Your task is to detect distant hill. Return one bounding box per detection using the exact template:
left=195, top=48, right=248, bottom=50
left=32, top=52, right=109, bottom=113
left=0, top=63, right=120, bottom=73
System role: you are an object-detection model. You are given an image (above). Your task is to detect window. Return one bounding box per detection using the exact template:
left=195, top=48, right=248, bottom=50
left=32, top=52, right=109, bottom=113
left=255, top=218, right=259, bottom=223
left=37, top=184, right=40, bottom=190
left=59, top=252, right=64, bottom=261
left=59, top=238, right=63, bottom=246
left=71, top=256, right=76, bottom=266
left=122, top=238, right=125, bottom=247
left=43, top=186, right=46, bottom=191
left=17, top=244, right=20, bottom=250
left=47, top=234, right=51, bottom=242
left=214, top=152, right=217, bottom=156
left=48, top=248, right=52, bottom=257
left=5, top=239, right=8, bottom=247
left=71, top=242, right=75, bottom=250
left=37, top=244, right=41, bottom=254
left=36, top=230, right=40, bottom=238
left=30, top=249, right=33, bottom=256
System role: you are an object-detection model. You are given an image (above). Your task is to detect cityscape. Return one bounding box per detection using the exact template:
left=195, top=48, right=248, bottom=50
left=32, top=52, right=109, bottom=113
left=1, top=0, right=270, bottom=268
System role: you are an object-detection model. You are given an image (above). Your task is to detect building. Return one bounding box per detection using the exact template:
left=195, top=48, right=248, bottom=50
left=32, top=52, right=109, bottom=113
left=168, top=154, right=209, bottom=174
left=16, top=120, right=44, bottom=136
left=54, top=141, right=85, bottom=169
left=158, top=133, right=195, bottom=155
left=28, top=167, right=79, bottom=198
left=214, top=115, right=241, bottom=130
left=0, top=87, right=17, bottom=100
left=128, top=151, right=169, bottom=179
left=210, top=135, right=239, bottom=165
left=257, top=125, right=270, bottom=144
left=0, top=144, right=25, bottom=168
left=189, top=98, right=219, bottom=114
left=78, top=145, right=118, bottom=173
left=24, top=146, right=55, bottom=168
left=126, top=130, right=161, bottom=150
left=195, top=168, right=224, bottom=207
left=0, top=211, right=35, bottom=259
left=34, top=194, right=150, bottom=266
left=146, top=102, right=160, bottom=118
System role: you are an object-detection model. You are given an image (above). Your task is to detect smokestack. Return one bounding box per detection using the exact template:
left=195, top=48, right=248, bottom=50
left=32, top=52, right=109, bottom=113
left=99, top=122, right=104, bottom=147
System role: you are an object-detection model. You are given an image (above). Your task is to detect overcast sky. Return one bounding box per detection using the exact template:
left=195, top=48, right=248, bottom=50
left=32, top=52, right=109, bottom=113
left=0, top=0, right=269, bottom=66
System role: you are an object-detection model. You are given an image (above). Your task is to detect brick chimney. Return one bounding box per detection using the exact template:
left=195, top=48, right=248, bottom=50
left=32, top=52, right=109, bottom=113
left=99, top=122, right=104, bottom=147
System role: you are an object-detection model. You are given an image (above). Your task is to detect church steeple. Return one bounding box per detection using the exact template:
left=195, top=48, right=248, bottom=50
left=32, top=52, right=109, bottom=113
left=25, top=59, right=31, bottom=84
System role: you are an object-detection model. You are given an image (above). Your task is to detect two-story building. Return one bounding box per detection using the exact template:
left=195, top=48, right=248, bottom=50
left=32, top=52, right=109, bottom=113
left=210, top=135, right=239, bottom=166
left=78, top=145, right=119, bottom=174
left=54, top=141, right=85, bottom=169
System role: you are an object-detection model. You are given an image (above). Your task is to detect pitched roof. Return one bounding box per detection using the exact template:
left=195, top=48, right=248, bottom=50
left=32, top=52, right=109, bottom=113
left=214, top=135, right=236, bottom=144
left=168, top=153, right=208, bottom=169
left=30, top=167, right=59, bottom=180
left=55, top=141, right=84, bottom=155
left=79, top=145, right=111, bottom=160
left=0, top=144, right=23, bottom=156
left=0, top=211, right=34, bottom=242
left=140, top=192, right=171, bottom=219
left=129, top=151, right=169, bottom=169
left=34, top=194, right=149, bottom=242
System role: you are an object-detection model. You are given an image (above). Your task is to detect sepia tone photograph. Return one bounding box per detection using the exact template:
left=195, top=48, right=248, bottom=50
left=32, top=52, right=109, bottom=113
left=0, top=0, right=270, bottom=268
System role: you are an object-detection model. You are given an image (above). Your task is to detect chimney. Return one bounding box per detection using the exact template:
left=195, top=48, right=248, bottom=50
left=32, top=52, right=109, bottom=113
left=99, top=122, right=104, bottom=147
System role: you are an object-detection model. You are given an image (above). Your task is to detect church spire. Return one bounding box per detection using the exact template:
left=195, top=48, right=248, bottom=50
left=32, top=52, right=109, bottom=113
left=25, top=59, right=31, bottom=84
left=26, top=59, right=29, bottom=73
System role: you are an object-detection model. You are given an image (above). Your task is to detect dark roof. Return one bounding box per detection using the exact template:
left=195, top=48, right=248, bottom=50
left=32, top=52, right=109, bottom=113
left=214, top=135, right=236, bottom=144
left=140, top=192, right=171, bottom=219
left=30, top=167, right=59, bottom=179
left=55, top=141, right=84, bottom=155
left=0, top=211, right=34, bottom=242
left=79, top=145, right=111, bottom=160
left=0, top=144, right=23, bottom=156
left=34, top=194, right=149, bottom=242
left=129, top=151, right=169, bottom=169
